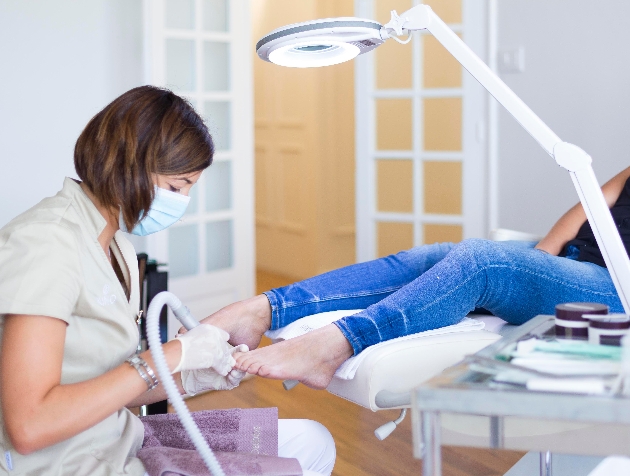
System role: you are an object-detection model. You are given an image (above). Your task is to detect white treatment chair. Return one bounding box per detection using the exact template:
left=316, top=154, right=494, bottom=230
left=271, top=311, right=510, bottom=439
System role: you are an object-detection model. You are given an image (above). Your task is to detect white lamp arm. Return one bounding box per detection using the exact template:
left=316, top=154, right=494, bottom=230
left=382, top=5, right=630, bottom=312
left=556, top=145, right=630, bottom=312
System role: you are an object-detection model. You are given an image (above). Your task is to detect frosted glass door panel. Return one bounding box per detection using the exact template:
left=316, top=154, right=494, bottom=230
left=377, top=222, right=413, bottom=258
left=166, top=39, right=196, bottom=91
left=424, top=223, right=462, bottom=244
left=203, top=42, right=230, bottom=91
left=423, top=35, right=462, bottom=88
left=424, top=0, right=462, bottom=23
left=203, top=0, right=228, bottom=31
left=376, top=39, right=412, bottom=89
left=205, top=160, right=231, bottom=212
left=168, top=224, right=199, bottom=278
left=206, top=220, right=233, bottom=271
left=376, top=159, right=413, bottom=213
left=376, top=99, right=412, bottom=150
left=204, top=101, right=231, bottom=150
left=375, top=0, right=412, bottom=21
left=165, top=0, right=195, bottom=29
left=423, top=97, right=462, bottom=151
left=424, top=161, right=462, bottom=214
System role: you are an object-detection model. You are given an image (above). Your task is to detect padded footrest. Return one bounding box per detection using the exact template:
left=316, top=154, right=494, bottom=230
left=268, top=311, right=508, bottom=411
left=326, top=329, right=501, bottom=410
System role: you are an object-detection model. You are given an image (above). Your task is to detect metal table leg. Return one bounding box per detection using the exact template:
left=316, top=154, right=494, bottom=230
left=422, top=412, right=442, bottom=476
left=490, top=416, right=504, bottom=448
left=539, top=451, right=552, bottom=476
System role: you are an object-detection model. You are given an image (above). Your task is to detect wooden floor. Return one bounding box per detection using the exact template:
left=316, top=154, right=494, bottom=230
left=182, top=270, right=525, bottom=475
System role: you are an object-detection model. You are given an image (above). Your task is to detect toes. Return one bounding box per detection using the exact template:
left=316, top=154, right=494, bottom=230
left=234, top=355, right=251, bottom=371
left=234, top=354, right=262, bottom=375
left=256, top=364, right=274, bottom=378
left=244, top=360, right=263, bottom=375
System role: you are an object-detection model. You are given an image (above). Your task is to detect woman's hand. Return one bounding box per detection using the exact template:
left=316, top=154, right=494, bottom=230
left=173, top=323, right=234, bottom=375
left=181, top=344, right=249, bottom=395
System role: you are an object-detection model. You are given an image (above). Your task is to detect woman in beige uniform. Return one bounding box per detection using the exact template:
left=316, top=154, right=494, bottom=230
left=0, top=86, right=335, bottom=476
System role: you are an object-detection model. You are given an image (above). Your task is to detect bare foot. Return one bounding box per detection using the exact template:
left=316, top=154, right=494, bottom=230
left=197, top=295, right=272, bottom=350
left=233, top=324, right=354, bottom=390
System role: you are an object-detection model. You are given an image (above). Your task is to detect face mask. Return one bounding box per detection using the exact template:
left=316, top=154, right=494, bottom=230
left=120, top=187, right=190, bottom=236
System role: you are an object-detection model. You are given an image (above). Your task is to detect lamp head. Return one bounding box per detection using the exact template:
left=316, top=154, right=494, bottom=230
left=256, top=17, right=385, bottom=68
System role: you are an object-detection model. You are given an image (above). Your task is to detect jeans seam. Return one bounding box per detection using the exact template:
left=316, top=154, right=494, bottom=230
left=275, top=286, right=404, bottom=310
left=421, top=263, right=616, bottom=317
left=333, top=320, right=363, bottom=356
left=342, top=262, right=616, bottom=353
left=485, top=264, right=617, bottom=296
left=263, top=291, right=281, bottom=330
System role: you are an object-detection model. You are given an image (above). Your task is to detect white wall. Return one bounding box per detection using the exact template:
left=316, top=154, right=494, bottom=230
left=0, top=0, right=144, bottom=228
left=496, top=0, right=630, bottom=236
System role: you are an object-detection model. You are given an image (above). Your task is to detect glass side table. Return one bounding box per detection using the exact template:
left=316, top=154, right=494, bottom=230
left=412, top=315, right=630, bottom=476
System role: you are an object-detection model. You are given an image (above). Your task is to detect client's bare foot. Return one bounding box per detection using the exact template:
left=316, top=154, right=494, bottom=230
left=198, top=295, right=272, bottom=350
left=233, top=324, right=354, bottom=390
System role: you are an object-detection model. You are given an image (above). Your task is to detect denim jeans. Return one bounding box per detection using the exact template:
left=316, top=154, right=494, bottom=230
left=264, top=239, right=623, bottom=355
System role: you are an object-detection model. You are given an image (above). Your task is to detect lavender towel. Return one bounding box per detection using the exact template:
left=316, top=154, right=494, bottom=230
left=138, top=447, right=303, bottom=476
left=139, top=408, right=302, bottom=476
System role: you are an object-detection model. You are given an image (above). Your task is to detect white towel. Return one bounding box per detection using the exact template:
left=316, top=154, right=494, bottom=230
left=265, top=310, right=485, bottom=380
left=265, top=309, right=362, bottom=341
left=588, top=456, right=630, bottom=476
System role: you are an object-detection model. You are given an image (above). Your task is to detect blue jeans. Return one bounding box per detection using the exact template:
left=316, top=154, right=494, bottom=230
left=264, top=239, right=623, bottom=355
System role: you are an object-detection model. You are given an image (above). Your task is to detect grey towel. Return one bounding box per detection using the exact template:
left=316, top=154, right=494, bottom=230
left=138, top=447, right=303, bottom=476
left=139, top=408, right=302, bottom=476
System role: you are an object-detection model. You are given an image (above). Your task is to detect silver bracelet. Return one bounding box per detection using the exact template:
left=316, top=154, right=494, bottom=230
left=137, top=357, right=159, bottom=390
left=126, top=356, right=151, bottom=389
left=126, top=355, right=159, bottom=390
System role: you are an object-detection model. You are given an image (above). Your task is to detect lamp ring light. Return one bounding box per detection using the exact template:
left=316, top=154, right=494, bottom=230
left=256, top=17, right=386, bottom=68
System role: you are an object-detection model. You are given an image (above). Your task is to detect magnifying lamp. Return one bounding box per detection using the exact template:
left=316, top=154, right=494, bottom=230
left=257, top=5, right=630, bottom=315
left=256, top=18, right=384, bottom=68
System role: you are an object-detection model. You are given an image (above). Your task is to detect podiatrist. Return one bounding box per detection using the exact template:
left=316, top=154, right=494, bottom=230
left=0, top=86, right=335, bottom=475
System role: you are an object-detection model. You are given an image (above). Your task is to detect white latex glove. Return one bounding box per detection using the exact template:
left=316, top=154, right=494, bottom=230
left=181, top=344, right=249, bottom=396
left=172, top=323, right=234, bottom=375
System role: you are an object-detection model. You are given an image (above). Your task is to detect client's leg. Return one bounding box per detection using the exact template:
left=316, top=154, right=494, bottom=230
left=236, top=239, right=623, bottom=388
left=278, top=419, right=336, bottom=476
left=202, top=242, right=455, bottom=349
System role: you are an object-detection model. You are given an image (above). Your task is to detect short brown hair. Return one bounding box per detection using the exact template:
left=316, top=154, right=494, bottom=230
left=74, top=86, right=214, bottom=230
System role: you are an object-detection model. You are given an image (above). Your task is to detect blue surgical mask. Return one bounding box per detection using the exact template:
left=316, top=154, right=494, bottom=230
left=120, top=187, right=190, bottom=236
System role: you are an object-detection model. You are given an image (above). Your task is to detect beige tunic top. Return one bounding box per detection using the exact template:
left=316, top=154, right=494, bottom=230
left=0, top=178, right=146, bottom=475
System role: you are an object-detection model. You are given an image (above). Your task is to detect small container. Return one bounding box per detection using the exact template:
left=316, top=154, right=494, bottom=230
left=555, top=302, right=608, bottom=340
left=586, top=314, right=630, bottom=346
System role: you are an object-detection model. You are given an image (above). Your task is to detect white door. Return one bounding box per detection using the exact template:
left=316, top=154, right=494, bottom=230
left=144, top=0, right=254, bottom=335
left=355, top=0, right=487, bottom=262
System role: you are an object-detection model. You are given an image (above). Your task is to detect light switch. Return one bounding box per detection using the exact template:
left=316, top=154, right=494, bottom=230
left=498, top=47, right=525, bottom=74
